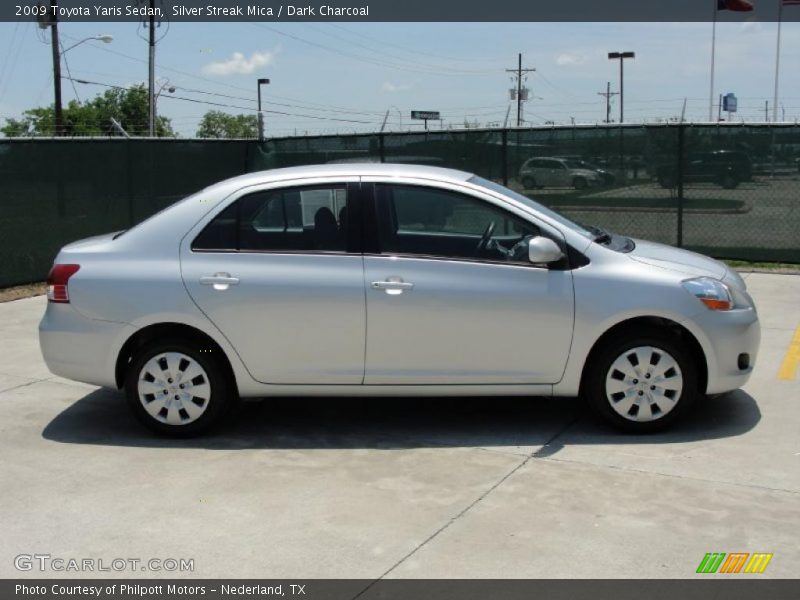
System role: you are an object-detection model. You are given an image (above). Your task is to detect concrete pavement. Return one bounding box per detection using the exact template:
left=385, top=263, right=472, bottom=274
left=0, top=272, right=798, bottom=579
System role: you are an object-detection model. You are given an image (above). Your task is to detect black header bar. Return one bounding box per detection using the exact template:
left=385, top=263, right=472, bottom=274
left=5, top=0, right=800, bottom=23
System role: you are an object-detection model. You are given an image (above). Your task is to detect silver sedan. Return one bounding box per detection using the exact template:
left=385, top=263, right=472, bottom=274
left=39, top=164, right=760, bottom=436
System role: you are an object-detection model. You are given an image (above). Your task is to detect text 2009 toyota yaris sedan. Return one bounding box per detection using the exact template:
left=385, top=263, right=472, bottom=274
left=39, top=164, right=760, bottom=436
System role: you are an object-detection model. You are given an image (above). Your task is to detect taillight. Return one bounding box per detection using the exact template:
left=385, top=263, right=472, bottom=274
left=47, top=264, right=80, bottom=303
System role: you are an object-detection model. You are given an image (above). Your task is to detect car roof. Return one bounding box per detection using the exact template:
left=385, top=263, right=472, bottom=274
left=202, top=163, right=474, bottom=193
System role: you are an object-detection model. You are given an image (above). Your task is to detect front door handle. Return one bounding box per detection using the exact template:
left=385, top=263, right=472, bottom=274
left=200, top=272, right=240, bottom=290
left=371, top=277, right=414, bottom=295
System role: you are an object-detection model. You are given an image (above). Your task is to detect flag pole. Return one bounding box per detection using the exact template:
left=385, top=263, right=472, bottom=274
left=709, top=0, right=718, bottom=122
left=773, top=0, right=784, bottom=122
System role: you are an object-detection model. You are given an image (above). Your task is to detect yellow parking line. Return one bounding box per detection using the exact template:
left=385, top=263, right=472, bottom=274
left=778, top=326, right=800, bottom=380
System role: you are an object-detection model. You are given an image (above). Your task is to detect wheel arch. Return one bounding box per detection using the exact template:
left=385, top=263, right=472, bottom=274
left=115, top=322, right=238, bottom=393
left=578, top=315, right=708, bottom=396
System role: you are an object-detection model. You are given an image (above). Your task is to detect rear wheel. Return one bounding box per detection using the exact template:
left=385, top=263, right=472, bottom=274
left=573, top=176, right=588, bottom=190
left=658, top=174, right=676, bottom=189
left=720, top=173, right=739, bottom=189
left=521, top=176, right=536, bottom=189
left=583, top=329, right=697, bottom=432
left=124, top=338, right=233, bottom=437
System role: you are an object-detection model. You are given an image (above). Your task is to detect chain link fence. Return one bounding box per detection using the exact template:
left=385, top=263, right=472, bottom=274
left=1, top=124, right=799, bottom=287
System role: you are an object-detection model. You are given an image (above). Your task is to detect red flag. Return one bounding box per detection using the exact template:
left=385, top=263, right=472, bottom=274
left=717, top=0, right=754, bottom=10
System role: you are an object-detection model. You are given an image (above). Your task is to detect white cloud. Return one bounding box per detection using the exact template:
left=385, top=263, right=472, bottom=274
left=202, top=50, right=278, bottom=76
left=555, top=53, right=586, bottom=66
left=381, top=81, right=411, bottom=93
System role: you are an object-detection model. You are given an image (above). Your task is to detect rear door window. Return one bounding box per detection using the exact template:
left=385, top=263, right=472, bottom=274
left=192, top=185, right=349, bottom=252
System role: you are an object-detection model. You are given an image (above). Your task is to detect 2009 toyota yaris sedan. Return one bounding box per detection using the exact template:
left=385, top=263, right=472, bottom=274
left=39, top=164, right=760, bottom=436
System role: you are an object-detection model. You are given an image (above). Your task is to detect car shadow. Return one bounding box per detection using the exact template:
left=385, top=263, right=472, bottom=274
left=41, top=387, right=761, bottom=453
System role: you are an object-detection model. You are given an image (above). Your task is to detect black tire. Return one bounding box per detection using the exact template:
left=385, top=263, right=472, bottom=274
left=658, top=174, right=676, bottom=189
left=582, top=327, right=698, bottom=433
left=521, top=176, right=536, bottom=189
left=124, top=338, right=235, bottom=437
left=720, top=173, right=739, bottom=189
left=573, top=176, right=588, bottom=190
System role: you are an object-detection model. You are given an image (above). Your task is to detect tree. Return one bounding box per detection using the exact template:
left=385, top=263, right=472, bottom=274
left=196, top=111, right=258, bottom=139
left=1, top=84, right=174, bottom=137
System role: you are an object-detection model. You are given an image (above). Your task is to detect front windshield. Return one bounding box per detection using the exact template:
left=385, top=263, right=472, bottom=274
left=468, top=176, right=593, bottom=239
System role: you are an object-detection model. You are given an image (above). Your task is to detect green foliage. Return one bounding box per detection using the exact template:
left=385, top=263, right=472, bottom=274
left=196, top=110, right=258, bottom=139
left=1, top=84, right=174, bottom=137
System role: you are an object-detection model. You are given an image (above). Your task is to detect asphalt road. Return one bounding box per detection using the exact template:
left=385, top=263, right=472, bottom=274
left=511, top=176, right=800, bottom=256
left=0, top=273, right=798, bottom=579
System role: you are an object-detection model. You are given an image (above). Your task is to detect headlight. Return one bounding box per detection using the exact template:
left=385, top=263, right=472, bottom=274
left=682, top=277, right=733, bottom=311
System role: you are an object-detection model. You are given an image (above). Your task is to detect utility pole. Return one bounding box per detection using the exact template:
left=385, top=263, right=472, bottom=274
left=765, top=100, right=769, bottom=123
left=608, top=51, right=635, bottom=123
left=257, top=78, right=270, bottom=140
left=147, top=0, right=156, bottom=137
left=506, top=53, right=535, bottom=127
left=49, top=0, right=63, bottom=136
left=597, top=81, right=618, bottom=123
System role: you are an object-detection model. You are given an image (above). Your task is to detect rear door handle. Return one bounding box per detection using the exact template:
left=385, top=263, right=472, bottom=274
left=370, top=278, right=414, bottom=295
left=200, top=272, right=240, bottom=290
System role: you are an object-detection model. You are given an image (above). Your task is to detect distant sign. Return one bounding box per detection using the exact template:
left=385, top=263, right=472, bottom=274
left=411, top=111, right=441, bottom=120
left=723, top=93, right=738, bottom=113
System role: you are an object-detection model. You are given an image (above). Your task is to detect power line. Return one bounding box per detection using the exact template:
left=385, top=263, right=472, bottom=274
left=327, top=24, right=508, bottom=64
left=303, top=24, right=499, bottom=74
left=63, top=77, right=380, bottom=125
left=0, top=22, right=23, bottom=105
left=57, top=33, right=521, bottom=123
left=252, top=23, right=500, bottom=76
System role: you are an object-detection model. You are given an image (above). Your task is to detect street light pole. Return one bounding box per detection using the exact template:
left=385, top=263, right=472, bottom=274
left=608, top=51, right=635, bottom=123
left=153, top=79, right=175, bottom=136
left=47, top=21, right=113, bottom=137
left=257, top=78, right=270, bottom=141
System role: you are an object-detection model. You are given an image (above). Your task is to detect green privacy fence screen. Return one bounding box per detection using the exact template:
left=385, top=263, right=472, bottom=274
left=1, top=123, right=799, bottom=287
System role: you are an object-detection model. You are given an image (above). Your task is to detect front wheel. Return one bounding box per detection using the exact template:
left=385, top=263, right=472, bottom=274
left=124, top=338, right=234, bottom=437
left=583, top=330, right=697, bottom=432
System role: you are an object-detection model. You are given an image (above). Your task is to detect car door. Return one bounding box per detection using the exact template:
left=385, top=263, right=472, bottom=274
left=551, top=160, right=570, bottom=187
left=361, top=180, right=575, bottom=385
left=532, top=159, right=551, bottom=187
left=180, top=178, right=366, bottom=384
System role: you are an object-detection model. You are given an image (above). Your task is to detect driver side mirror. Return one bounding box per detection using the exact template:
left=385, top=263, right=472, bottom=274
left=527, top=236, right=564, bottom=265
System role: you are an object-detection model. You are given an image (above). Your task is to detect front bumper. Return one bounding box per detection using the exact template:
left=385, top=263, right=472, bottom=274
left=682, top=306, right=760, bottom=395
left=39, top=303, right=134, bottom=388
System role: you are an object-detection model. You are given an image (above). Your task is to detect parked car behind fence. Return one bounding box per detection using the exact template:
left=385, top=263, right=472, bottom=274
left=656, top=150, right=753, bottom=189
left=519, top=157, right=604, bottom=190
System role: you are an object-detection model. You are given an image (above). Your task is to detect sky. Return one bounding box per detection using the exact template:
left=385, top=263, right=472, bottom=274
left=0, top=19, right=799, bottom=137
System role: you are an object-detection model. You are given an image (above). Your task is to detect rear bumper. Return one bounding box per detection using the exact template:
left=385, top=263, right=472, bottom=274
left=683, top=306, right=760, bottom=395
left=39, top=303, right=134, bottom=388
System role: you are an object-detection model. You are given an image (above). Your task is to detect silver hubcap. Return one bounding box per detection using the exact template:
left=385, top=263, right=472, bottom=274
left=605, top=346, right=683, bottom=422
left=137, top=352, right=211, bottom=426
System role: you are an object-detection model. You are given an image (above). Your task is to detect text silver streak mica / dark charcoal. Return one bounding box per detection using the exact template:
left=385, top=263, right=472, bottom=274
left=39, top=164, right=759, bottom=435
